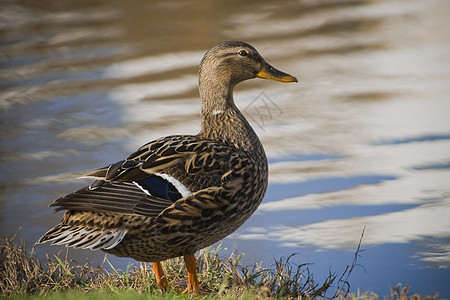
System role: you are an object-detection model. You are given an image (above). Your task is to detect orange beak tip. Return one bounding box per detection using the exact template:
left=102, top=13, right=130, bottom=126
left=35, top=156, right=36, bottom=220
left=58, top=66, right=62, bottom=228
left=256, top=66, right=297, bottom=83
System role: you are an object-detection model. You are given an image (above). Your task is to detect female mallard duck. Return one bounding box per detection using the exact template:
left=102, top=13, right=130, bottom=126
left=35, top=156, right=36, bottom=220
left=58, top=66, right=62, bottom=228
left=38, top=41, right=297, bottom=296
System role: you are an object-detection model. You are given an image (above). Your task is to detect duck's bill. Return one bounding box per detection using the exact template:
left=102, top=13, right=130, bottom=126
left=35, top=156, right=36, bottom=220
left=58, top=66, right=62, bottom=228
left=256, top=62, right=298, bottom=83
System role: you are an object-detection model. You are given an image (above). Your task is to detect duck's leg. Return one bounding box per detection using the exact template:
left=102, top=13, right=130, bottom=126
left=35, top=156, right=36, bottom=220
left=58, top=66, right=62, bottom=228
left=182, top=254, right=200, bottom=296
left=152, top=261, right=168, bottom=290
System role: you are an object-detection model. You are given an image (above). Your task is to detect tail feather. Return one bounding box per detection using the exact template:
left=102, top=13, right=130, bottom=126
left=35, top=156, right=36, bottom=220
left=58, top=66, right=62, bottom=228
left=37, top=224, right=126, bottom=251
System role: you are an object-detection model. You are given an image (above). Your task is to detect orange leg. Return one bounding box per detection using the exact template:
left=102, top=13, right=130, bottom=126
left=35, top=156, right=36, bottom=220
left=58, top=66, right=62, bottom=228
left=152, top=261, right=168, bottom=290
left=182, top=254, right=200, bottom=297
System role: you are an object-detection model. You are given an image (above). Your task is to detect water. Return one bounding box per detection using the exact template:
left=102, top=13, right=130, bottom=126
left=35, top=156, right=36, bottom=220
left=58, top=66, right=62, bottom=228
left=1, top=0, right=450, bottom=297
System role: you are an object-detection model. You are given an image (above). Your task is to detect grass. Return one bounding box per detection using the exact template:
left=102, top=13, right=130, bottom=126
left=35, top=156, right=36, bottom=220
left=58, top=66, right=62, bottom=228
left=0, top=237, right=439, bottom=299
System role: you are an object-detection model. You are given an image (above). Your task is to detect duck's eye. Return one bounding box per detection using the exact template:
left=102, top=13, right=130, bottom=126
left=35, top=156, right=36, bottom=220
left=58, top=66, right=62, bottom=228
left=238, top=50, right=247, bottom=57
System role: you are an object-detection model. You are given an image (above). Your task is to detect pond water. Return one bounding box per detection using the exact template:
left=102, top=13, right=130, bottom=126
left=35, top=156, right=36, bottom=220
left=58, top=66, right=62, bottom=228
left=1, top=0, right=450, bottom=297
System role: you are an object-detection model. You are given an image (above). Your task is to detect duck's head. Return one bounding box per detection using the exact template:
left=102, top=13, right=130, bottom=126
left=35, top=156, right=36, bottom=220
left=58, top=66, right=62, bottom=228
left=199, top=41, right=297, bottom=94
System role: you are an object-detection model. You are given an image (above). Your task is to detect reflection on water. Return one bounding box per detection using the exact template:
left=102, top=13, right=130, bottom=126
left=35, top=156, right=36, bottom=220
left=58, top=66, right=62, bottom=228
left=1, top=0, right=450, bottom=297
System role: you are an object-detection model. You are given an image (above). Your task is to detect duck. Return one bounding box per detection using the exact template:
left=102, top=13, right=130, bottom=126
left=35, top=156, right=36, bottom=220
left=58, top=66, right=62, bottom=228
left=37, top=41, right=297, bottom=296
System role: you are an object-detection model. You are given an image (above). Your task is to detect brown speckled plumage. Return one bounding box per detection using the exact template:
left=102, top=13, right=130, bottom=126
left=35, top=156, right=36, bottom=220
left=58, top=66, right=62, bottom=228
left=38, top=41, right=297, bottom=295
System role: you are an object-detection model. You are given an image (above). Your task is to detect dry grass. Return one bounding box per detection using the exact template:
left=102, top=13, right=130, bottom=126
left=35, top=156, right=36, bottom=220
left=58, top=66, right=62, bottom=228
left=0, top=237, right=440, bottom=299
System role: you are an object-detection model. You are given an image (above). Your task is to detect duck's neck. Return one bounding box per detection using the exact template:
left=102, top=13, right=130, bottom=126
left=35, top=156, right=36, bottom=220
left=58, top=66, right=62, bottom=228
left=197, top=78, right=264, bottom=156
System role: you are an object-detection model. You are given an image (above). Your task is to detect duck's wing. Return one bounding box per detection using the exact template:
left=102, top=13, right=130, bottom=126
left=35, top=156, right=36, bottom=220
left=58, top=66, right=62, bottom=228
left=49, top=135, right=234, bottom=218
